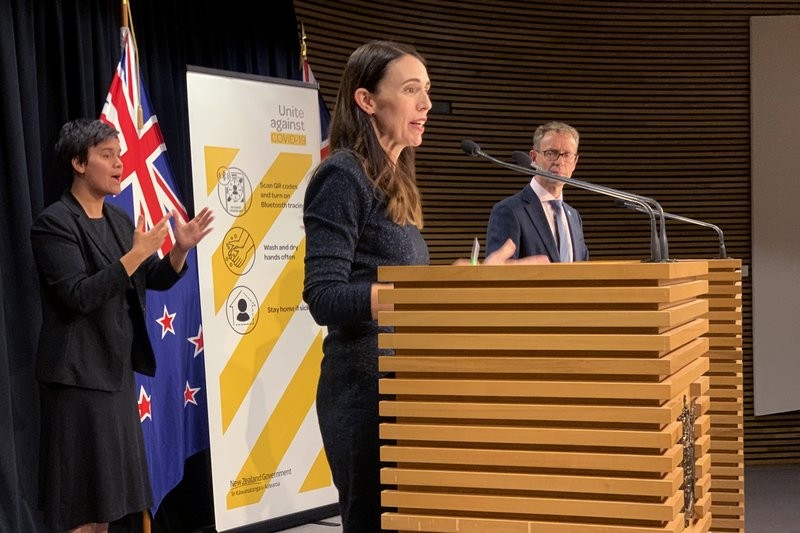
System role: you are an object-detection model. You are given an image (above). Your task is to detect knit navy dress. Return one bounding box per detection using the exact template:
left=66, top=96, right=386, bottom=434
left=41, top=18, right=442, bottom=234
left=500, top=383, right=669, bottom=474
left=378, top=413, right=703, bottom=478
left=303, top=150, right=429, bottom=532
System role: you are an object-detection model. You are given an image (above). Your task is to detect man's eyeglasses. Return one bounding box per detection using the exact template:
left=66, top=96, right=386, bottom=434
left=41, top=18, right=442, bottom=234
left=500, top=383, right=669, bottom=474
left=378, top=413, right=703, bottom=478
left=539, top=149, right=578, bottom=163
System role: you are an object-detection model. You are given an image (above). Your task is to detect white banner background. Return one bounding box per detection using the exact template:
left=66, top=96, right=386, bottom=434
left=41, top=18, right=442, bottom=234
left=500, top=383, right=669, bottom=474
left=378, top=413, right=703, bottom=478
left=186, top=68, right=336, bottom=531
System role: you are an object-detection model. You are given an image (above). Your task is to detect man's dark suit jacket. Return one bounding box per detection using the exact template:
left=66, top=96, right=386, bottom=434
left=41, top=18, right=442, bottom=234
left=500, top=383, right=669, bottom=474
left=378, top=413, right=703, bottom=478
left=486, top=185, right=589, bottom=262
left=31, top=191, right=185, bottom=392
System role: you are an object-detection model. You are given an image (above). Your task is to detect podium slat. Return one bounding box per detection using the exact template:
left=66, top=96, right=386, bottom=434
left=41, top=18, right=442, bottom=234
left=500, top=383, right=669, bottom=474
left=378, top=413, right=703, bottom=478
left=380, top=397, right=686, bottom=424
left=378, top=260, right=709, bottom=283
left=381, top=444, right=682, bottom=472
left=379, top=337, right=707, bottom=376
left=380, top=467, right=682, bottom=496
left=381, top=490, right=683, bottom=521
left=380, top=422, right=682, bottom=449
left=384, top=281, right=709, bottom=305
left=382, top=512, right=690, bottom=533
left=380, top=319, right=709, bottom=352
left=380, top=298, right=707, bottom=328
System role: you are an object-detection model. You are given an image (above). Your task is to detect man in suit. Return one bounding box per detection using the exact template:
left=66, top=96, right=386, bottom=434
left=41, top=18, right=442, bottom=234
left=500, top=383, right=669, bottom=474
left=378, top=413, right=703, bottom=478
left=485, top=121, right=589, bottom=262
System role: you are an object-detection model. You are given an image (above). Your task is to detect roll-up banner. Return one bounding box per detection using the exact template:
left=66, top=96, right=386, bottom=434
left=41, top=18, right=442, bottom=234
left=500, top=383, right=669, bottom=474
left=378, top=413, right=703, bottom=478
left=186, top=67, right=336, bottom=531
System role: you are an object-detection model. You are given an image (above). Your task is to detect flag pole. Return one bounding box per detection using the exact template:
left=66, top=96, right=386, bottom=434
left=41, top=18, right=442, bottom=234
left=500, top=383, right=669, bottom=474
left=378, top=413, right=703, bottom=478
left=299, top=23, right=331, bottom=161
left=124, top=0, right=153, bottom=523
left=123, top=1, right=150, bottom=529
left=300, top=21, right=307, bottom=62
left=121, top=0, right=150, bottom=520
left=121, top=0, right=144, bottom=130
left=103, top=0, right=206, bottom=523
left=121, top=0, right=128, bottom=27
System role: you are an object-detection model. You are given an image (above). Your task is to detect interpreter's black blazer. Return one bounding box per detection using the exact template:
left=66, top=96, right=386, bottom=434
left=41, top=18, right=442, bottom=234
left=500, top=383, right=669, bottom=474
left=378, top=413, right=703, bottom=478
left=31, top=191, right=184, bottom=391
left=485, top=185, right=589, bottom=262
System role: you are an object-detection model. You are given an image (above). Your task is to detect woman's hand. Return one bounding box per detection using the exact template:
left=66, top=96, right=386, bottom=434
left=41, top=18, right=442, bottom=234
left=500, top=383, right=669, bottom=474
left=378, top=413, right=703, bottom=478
left=371, top=282, right=394, bottom=320
left=173, top=207, right=215, bottom=253
left=453, top=239, right=549, bottom=265
left=168, top=207, right=215, bottom=273
left=121, top=213, right=172, bottom=276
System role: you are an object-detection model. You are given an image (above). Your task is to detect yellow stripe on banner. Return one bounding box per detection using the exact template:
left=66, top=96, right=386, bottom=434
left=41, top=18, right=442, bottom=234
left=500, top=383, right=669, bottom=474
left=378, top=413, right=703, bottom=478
left=219, top=239, right=306, bottom=433
left=226, top=330, right=325, bottom=509
left=300, top=447, right=333, bottom=493
left=212, top=152, right=312, bottom=313
left=204, top=146, right=240, bottom=196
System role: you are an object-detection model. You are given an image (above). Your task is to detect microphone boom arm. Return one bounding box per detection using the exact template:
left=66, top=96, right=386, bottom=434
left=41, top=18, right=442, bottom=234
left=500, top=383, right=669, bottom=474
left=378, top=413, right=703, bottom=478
left=511, top=151, right=669, bottom=262
left=615, top=199, right=727, bottom=259
left=462, top=140, right=668, bottom=262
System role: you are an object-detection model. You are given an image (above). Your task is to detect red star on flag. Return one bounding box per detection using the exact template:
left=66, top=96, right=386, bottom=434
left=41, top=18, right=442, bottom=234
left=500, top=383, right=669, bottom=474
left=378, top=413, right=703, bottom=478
left=184, top=381, right=201, bottom=407
left=138, top=385, right=152, bottom=422
left=188, top=325, right=204, bottom=358
left=156, top=305, right=176, bottom=338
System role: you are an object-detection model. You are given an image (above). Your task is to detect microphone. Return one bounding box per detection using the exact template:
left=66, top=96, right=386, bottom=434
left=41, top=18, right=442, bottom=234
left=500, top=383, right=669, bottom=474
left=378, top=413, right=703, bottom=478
left=614, top=199, right=727, bottom=259
left=461, top=139, right=482, bottom=157
left=460, top=139, right=668, bottom=261
left=511, top=150, right=533, bottom=167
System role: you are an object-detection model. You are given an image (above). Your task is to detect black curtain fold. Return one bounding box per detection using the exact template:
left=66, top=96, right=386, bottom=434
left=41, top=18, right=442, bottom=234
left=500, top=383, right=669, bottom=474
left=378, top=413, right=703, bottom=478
left=1, top=1, right=44, bottom=530
left=0, top=1, right=301, bottom=530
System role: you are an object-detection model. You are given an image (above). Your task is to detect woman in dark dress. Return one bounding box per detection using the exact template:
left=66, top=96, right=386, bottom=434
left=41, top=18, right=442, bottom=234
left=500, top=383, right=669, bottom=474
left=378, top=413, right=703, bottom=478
left=302, top=40, right=432, bottom=533
left=302, top=40, right=545, bottom=533
left=31, top=118, right=213, bottom=532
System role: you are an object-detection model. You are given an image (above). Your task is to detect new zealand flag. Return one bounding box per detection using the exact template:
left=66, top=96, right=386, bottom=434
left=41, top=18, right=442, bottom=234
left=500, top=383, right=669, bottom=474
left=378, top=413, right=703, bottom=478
left=100, top=26, right=209, bottom=514
left=301, top=56, right=331, bottom=160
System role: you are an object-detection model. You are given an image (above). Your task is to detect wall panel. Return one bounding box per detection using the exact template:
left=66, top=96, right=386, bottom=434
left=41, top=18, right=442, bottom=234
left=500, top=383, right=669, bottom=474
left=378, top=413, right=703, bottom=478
left=294, top=0, right=800, bottom=467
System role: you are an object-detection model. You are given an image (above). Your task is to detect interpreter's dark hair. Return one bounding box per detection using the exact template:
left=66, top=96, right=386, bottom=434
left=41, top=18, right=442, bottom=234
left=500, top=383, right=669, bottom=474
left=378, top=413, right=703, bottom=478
left=532, top=121, right=580, bottom=151
left=329, top=40, right=426, bottom=228
left=55, top=118, right=119, bottom=178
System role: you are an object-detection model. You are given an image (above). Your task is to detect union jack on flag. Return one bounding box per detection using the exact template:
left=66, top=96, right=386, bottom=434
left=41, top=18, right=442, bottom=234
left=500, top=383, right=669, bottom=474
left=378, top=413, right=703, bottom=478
left=301, top=56, right=331, bottom=160
left=100, top=26, right=209, bottom=514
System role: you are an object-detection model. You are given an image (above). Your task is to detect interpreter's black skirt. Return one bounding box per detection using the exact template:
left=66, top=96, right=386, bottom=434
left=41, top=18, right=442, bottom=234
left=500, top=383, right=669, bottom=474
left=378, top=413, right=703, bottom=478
left=38, top=368, right=151, bottom=531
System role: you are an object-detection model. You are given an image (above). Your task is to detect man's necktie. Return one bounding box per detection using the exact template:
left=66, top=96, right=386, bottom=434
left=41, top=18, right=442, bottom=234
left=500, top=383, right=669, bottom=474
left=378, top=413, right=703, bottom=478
left=550, top=199, right=571, bottom=263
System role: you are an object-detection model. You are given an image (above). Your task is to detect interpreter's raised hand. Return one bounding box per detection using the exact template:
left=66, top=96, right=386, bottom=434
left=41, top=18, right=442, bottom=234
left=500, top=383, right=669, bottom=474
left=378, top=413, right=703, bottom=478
left=132, top=212, right=172, bottom=257
left=452, top=239, right=550, bottom=266
left=173, top=207, right=214, bottom=252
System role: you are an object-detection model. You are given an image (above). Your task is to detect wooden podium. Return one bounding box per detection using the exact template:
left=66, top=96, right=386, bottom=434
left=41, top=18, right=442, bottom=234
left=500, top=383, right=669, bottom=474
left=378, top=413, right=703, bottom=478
left=701, top=259, right=744, bottom=532
left=377, top=260, right=714, bottom=532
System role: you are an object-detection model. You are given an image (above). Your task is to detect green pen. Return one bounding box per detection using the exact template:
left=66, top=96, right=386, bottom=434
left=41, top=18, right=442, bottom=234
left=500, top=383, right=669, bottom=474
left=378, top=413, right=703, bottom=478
left=470, top=237, right=480, bottom=266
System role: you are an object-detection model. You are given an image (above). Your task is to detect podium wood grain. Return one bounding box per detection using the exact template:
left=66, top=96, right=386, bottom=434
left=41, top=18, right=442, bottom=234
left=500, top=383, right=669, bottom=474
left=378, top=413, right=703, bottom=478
left=378, top=260, right=715, bottom=532
left=701, top=259, right=745, bottom=532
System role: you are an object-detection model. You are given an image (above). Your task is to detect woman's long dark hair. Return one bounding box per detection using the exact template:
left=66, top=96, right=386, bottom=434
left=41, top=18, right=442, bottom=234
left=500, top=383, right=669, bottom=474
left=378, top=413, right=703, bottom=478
left=329, top=40, right=425, bottom=228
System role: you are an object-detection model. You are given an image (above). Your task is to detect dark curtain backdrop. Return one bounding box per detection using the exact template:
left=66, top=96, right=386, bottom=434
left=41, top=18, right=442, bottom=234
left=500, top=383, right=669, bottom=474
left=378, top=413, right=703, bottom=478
left=0, top=1, right=301, bottom=531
